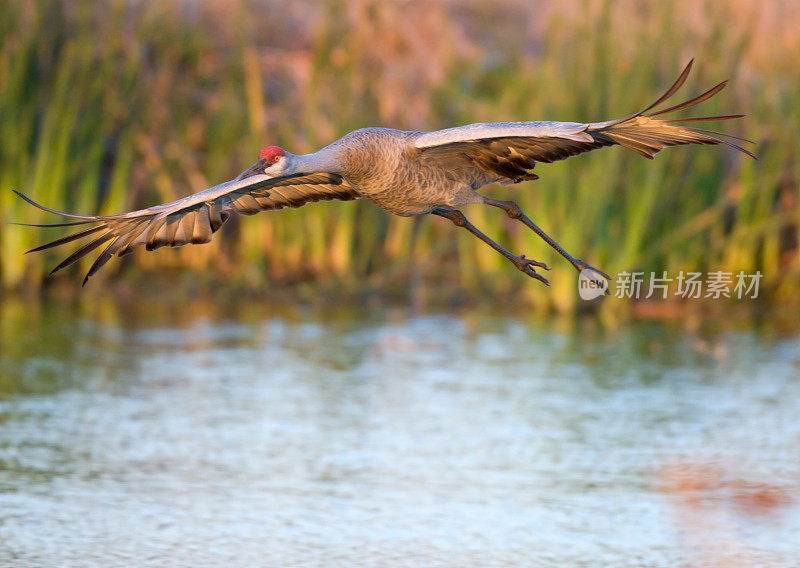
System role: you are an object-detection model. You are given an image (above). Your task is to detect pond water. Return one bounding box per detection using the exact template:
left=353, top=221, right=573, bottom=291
left=1, top=296, right=799, bottom=567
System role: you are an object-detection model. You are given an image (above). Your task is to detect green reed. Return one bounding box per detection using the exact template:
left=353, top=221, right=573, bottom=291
left=0, top=0, right=797, bottom=312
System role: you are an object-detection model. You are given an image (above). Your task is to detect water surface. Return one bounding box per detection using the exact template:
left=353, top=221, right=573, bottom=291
left=1, top=298, right=799, bottom=567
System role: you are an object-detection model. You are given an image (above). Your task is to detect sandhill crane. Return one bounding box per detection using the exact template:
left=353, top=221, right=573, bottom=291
left=16, top=60, right=753, bottom=287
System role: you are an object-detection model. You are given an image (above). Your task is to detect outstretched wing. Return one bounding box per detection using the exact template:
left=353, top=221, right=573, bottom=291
left=15, top=171, right=360, bottom=284
left=414, top=60, right=755, bottom=184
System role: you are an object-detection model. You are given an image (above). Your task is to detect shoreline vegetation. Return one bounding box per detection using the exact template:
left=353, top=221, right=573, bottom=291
left=1, top=0, right=798, bottom=313
left=1, top=275, right=794, bottom=334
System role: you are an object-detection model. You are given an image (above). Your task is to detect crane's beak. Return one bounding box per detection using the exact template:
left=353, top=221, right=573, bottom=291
left=235, top=158, right=268, bottom=181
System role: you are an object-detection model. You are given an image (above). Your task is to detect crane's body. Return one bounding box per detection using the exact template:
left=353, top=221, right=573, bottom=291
left=15, top=61, right=754, bottom=288
left=299, top=127, right=487, bottom=215
left=301, top=122, right=592, bottom=216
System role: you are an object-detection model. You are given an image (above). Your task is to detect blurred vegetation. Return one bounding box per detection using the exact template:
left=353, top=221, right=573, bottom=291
left=0, top=0, right=798, bottom=312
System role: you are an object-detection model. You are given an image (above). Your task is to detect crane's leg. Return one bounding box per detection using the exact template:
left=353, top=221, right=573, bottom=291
left=482, top=198, right=611, bottom=286
left=430, top=207, right=550, bottom=285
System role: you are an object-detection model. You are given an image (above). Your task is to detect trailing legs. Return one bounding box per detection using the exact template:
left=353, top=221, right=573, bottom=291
left=430, top=207, right=550, bottom=285
left=482, top=198, right=611, bottom=291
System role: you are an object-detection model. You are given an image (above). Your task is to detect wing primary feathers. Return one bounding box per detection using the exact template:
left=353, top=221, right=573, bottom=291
left=15, top=172, right=360, bottom=283
left=647, top=81, right=728, bottom=117
left=683, top=132, right=758, bottom=159
left=633, top=59, right=695, bottom=117
left=83, top=236, right=125, bottom=286
left=26, top=225, right=107, bottom=254
left=10, top=220, right=95, bottom=228
left=586, top=64, right=755, bottom=161
left=681, top=127, right=755, bottom=144
left=49, top=232, right=114, bottom=275
left=602, top=60, right=694, bottom=127
left=665, top=114, right=744, bottom=123
left=13, top=190, right=97, bottom=219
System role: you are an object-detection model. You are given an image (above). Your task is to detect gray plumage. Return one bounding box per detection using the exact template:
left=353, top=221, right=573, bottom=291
left=15, top=60, right=754, bottom=287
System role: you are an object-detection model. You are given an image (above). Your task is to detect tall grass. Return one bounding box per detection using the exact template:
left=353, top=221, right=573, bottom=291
left=0, top=0, right=798, bottom=311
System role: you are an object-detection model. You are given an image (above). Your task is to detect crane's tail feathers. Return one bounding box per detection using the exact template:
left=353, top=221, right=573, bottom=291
left=588, top=61, right=756, bottom=160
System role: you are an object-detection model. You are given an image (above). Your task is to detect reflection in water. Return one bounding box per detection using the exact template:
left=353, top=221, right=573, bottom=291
left=1, top=295, right=799, bottom=567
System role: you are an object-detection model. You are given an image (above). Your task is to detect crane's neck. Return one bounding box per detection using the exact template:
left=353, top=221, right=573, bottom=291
left=291, top=146, right=345, bottom=176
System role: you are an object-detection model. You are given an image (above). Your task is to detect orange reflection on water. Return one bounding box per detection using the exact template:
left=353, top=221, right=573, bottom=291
left=660, top=459, right=797, bottom=567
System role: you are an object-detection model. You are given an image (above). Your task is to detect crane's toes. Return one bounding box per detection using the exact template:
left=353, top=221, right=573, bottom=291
left=518, top=254, right=549, bottom=270
left=515, top=255, right=550, bottom=286
left=526, top=268, right=550, bottom=286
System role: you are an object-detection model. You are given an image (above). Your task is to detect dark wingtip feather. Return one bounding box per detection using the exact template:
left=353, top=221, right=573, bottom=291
left=639, top=59, right=695, bottom=115
left=600, top=59, right=695, bottom=128
left=10, top=220, right=94, bottom=228
left=48, top=233, right=114, bottom=275
left=82, top=236, right=125, bottom=285
left=647, top=80, right=728, bottom=118
left=25, top=225, right=106, bottom=254
left=682, top=127, right=755, bottom=145
left=687, top=131, right=759, bottom=160
left=12, top=190, right=96, bottom=220
left=666, top=114, right=745, bottom=123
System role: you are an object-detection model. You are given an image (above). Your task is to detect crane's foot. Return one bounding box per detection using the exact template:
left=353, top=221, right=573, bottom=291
left=513, top=254, right=550, bottom=286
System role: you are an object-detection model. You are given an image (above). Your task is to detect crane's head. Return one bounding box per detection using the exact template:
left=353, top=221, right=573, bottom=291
left=259, top=146, right=286, bottom=167
left=236, top=145, right=291, bottom=180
